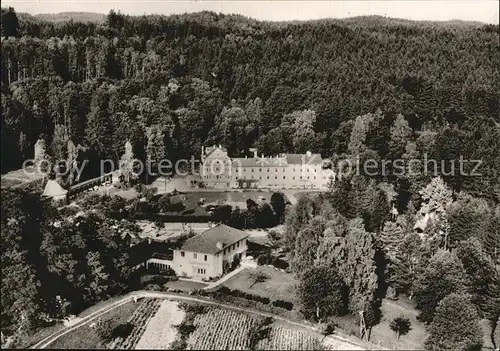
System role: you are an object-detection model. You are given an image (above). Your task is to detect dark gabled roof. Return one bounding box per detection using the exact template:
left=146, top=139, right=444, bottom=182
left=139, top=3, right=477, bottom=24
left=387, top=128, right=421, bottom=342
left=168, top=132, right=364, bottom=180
left=232, top=157, right=288, bottom=167
left=127, top=241, right=173, bottom=267
left=180, top=224, right=250, bottom=255
left=285, top=153, right=323, bottom=165
left=230, top=153, right=323, bottom=167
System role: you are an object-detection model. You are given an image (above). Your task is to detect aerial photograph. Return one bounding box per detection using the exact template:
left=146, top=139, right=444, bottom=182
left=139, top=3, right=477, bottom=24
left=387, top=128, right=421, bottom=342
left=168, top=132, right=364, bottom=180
left=1, top=0, right=499, bottom=349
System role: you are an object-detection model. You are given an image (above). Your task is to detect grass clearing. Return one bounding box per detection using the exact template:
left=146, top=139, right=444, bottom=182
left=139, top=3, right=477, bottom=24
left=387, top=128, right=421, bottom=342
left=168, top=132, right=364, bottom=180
left=164, top=279, right=208, bottom=291
left=221, top=265, right=298, bottom=302
left=368, top=297, right=426, bottom=350
left=47, top=300, right=140, bottom=349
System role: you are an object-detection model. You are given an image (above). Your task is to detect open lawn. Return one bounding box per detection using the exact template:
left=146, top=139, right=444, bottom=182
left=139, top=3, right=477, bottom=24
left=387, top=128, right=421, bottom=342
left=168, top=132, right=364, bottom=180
left=221, top=265, right=298, bottom=302
left=165, top=279, right=208, bottom=291
left=140, top=274, right=208, bottom=291
left=1, top=177, right=24, bottom=188
left=151, top=190, right=278, bottom=217
left=368, top=297, right=426, bottom=350
left=47, top=301, right=140, bottom=349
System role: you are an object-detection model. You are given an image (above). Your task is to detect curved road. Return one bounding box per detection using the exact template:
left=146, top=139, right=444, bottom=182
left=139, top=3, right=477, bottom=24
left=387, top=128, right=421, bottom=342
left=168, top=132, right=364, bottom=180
left=31, top=291, right=371, bottom=350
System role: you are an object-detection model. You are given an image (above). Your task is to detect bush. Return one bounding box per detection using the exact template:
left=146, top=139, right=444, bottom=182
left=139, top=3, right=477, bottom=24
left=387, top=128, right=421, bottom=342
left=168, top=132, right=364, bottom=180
left=272, top=299, right=294, bottom=310
left=218, top=286, right=232, bottom=295
left=144, top=283, right=162, bottom=291
left=329, top=316, right=360, bottom=338
left=257, top=253, right=289, bottom=270
left=112, top=322, right=134, bottom=339
left=93, top=319, right=114, bottom=343
left=389, top=317, right=412, bottom=339
left=192, top=289, right=210, bottom=296
left=167, top=338, right=187, bottom=350
left=214, top=287, right=270, bottom=305
left=318, top=322, right=336, bottom=336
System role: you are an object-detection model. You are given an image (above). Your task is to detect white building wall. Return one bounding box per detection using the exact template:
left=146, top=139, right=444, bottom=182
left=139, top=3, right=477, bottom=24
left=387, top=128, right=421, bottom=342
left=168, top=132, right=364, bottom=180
left=231, top=164, right=333, bottom=189
left=200, top=148, right=232, bottom=188
left=220, top=238, right=248, bottom=263
left=172, top=250, right=220, bottom=278
left=169, top=237, right=248, bottom=279
left=201, top=147, right=335, bottom=190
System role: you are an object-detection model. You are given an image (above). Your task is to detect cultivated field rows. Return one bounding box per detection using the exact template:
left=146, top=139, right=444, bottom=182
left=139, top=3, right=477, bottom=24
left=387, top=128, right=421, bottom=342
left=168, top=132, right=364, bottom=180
left=134, top=300, right=185, bottom=349
left=100, top=298, right=365, bottom=350
left=187, top=309, right=259, bottom=350
left=107, top=298, right=162, bottom=350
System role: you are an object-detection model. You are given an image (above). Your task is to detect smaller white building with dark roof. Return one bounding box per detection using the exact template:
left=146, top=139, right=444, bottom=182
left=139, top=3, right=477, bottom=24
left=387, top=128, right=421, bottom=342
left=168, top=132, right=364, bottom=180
left=173, top=224, right=249, bottom=278
left=144, top=224, right=250, bottom=279
left=42, top=179, right=68, bottom=201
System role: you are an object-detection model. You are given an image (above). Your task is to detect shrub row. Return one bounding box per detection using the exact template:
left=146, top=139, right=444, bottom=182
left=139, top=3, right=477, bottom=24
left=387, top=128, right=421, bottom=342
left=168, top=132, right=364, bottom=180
left=257, top=253, right=289, bottom=270
left=195, top=287, right=294, bottom=311
left=272, top=299, right=293, bottom=311
left=216, top=287, right=271, bottom=305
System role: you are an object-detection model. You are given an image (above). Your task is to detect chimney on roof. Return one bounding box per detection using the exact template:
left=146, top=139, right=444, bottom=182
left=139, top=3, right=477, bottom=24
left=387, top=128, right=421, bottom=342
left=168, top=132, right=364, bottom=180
left=306, top=151, right=312, bottom=157
left=201, top=146, right=205, bottom=156
left=249, top=148, right=258, bottom=158
left=216, top=242, right=224, bottom=250
left=219, top=144, right=222, bottom=149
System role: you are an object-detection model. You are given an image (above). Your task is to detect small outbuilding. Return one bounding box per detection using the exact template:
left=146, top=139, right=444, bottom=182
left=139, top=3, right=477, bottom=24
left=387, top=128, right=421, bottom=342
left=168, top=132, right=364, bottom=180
left=42, top=179, right=68, bottom=201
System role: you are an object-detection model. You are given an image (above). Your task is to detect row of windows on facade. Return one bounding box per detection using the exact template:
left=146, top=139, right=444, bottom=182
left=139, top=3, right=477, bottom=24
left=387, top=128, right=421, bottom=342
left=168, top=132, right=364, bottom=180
left=180, top=240, right=242, bottom=259
left=206, top=175, right=325, bottom=180
left=197, top=268, right=206, bottom=274
left=205, top=167, right=319, bottom=173
left=236, top=175, right=323, bottom=180
left=180, top=251, right=209, bottom=260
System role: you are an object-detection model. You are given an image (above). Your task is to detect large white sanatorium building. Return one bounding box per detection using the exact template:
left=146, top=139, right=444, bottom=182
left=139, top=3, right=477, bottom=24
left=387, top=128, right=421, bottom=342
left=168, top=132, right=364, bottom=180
left=200, top=145, right=335, bottom=189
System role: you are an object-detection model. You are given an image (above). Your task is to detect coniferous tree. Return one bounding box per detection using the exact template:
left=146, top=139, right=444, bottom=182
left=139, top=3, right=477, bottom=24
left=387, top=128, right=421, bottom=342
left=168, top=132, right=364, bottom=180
left=456, top=238, right=499, bottom=324
left=425, top=293, right=482, bottom=351
left=85, top=87, right=112, bottom=160
left=389, top=114, right=413, bottom=159
left=1, top=7, right=19, bottom=38
left=298, top=265, right=348, bottom=321
left=119, top=140, right=136, bottom=187
left=414, top=250, right=467, bottom=323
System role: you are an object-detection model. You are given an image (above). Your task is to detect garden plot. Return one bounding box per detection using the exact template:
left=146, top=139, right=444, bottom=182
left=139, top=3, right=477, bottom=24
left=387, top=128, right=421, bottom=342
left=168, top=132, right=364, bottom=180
left=107, top=298, right=161, bottom=349
left=187, top=308, right=258, bottom=350
left=134, top=300, right=185, bottom=349
left=256, top=325, right=322, bottom=350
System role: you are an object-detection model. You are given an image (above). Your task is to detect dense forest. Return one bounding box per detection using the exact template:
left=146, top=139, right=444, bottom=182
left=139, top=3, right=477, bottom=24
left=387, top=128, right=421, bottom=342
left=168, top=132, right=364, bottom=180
left=1, top=8, right=499, bottom=199
left=1, top=7, right=499, bottom=350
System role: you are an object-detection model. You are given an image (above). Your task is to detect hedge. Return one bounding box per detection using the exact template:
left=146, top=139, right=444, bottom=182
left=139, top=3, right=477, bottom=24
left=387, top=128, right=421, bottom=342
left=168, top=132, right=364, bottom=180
left=272, top=299, right=294, bottom=310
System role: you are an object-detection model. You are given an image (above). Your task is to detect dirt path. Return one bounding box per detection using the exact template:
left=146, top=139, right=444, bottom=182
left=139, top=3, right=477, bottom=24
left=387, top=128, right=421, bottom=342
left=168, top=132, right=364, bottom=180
left=31, top=290, right=377, bottom=350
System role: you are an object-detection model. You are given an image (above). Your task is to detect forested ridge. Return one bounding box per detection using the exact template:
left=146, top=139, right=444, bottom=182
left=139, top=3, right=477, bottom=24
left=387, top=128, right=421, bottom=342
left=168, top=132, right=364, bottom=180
left=1, top=9, right=498, bottom=191
left=1, top=8, right=500, bottom=349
